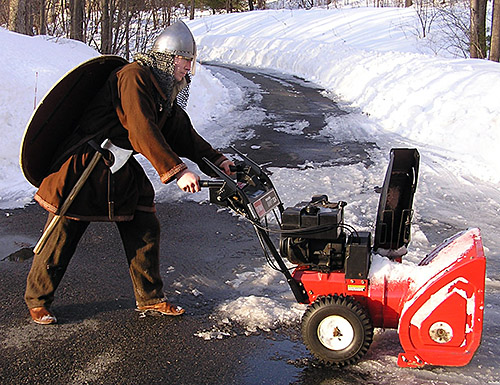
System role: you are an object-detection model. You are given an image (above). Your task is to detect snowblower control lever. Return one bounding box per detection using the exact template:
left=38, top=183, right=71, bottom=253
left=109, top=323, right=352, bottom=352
left=201, top=150, right=282, bottom=221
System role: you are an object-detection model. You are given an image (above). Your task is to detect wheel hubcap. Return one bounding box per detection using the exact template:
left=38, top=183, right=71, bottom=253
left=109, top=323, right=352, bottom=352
left=317, top=315, right=354, bottom=350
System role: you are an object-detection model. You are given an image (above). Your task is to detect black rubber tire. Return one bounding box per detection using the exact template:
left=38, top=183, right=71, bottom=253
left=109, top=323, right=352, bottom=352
left=301, top=294, right=373, bottom=366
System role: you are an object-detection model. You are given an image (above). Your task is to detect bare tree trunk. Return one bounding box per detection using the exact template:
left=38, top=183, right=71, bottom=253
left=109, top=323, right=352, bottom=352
left=8, top=0, right=30, bottom=34
left=470, top=0, right=487, bottom=58
left=167, top=1, right=172, bottom=26
left=40, top=0, right=47, bottom=34
left=70, top=0, right=85, bottom=42
left=248, top=0, right=254, bottom=10
left=491, top=0, right=500, bottom=61
left=190, top=0, right=195, bottom=19
left=125, top=0, right=130, bottom=60
left=101, top=0, right=111, bottom=53
left=60, top=0, right=67, bottom=36
left=46, top=0, right=56, bottom=35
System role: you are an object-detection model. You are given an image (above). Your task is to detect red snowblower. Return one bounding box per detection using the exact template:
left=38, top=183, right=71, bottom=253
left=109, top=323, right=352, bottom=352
left=201, top=147, right=486, bottom=368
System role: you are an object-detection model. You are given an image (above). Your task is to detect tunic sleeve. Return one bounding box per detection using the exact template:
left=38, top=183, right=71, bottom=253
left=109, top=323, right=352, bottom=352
left=115, top=64, right=187, bottom=183
left=161, top=104, right=228, bottom=177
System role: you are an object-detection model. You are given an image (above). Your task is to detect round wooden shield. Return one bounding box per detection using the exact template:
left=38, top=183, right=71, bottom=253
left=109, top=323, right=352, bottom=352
left=20, top=55, right=128, bottom=187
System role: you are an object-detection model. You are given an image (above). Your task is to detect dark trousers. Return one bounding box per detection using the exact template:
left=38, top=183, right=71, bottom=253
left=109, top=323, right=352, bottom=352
left=25, top=211, right=164, bottom=309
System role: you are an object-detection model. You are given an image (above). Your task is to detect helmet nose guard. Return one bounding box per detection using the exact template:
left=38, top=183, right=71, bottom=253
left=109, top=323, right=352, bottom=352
left=152, top=20, right=197, bottom=60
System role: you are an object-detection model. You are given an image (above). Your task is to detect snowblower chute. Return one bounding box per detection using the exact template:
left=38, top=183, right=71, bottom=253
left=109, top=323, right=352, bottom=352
left=201, top=147, right=486, bottom=368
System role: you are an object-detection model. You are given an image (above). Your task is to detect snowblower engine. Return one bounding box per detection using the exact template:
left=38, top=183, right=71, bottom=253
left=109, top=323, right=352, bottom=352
left=280, top=196, right=346, bottom=268
left=279, top=196, right=372, bottom=279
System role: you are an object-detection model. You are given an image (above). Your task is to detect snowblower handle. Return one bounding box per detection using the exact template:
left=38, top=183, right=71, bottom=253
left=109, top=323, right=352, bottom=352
left=200, top=180, right=225, bottom=188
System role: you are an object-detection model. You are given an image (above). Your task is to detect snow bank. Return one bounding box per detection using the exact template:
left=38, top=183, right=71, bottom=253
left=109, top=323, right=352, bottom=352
left=188, top=8, right=500, bottom=183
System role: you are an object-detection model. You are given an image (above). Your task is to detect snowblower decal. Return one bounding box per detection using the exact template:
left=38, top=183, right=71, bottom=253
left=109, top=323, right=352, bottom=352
left=409, top=277, right=475, bottom=330
left=346, top=281, right=368, bottom=292
left=249, top=189, right=280, bottom=219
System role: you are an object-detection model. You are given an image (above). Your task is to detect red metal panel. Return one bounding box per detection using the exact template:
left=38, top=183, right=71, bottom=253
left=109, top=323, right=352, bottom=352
left=397, top=228, right=486, bottom=367
left=292, top=268, right=371, bottom=304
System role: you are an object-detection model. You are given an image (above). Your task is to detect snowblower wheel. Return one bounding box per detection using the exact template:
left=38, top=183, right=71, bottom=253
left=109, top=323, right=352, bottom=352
left=301, top=295, right=373, bottom=366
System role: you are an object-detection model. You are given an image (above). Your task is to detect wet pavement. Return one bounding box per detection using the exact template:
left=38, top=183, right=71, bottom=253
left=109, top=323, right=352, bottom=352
left=2, top=200, right=345, bottom=385
left=206, top=63, right=377, bottom=169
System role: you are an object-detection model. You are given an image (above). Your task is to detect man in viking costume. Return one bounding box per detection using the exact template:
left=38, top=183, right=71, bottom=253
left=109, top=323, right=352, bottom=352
left=24, top=21, right=234, bottom=325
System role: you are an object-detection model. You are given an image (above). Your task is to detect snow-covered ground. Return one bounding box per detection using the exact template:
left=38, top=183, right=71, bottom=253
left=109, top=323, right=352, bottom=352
left=1, top=7, right=499, bottom=383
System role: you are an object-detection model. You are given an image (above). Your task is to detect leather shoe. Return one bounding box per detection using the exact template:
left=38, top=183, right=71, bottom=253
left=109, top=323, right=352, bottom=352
left=29, top=307, right=57, bottom=325
left=136, top=301, right=185, bottom=316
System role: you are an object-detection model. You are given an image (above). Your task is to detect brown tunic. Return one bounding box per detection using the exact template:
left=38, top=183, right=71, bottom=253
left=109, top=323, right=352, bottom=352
left=34, top=62, right=226, bottom=221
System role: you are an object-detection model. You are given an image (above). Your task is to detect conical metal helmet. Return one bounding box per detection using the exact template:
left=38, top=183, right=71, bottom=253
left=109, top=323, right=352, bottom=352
left=152, top=20, right=197, bottom=60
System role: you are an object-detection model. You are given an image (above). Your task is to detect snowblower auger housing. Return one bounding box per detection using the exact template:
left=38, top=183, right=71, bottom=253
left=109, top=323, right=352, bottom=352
left=201, top=147, right=486, bottom=369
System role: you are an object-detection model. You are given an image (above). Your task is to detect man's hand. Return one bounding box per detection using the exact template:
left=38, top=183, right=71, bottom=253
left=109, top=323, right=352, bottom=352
left=219, top=159, right=235, bottom=176
left=176, top=169, right=200, bottom=193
